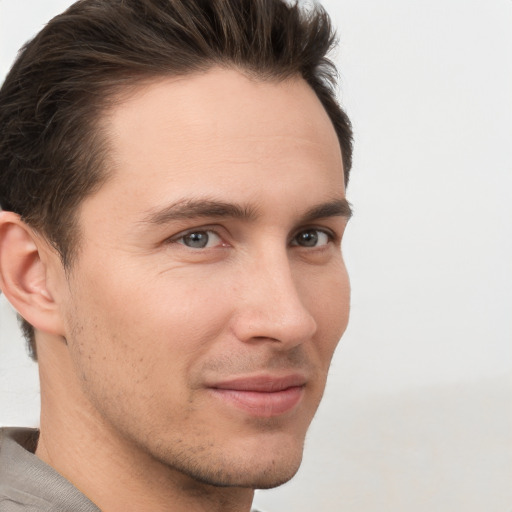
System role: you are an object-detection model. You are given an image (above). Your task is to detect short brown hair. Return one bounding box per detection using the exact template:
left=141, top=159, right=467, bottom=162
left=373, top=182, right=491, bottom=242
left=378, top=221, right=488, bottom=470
left=0, top=0, right=353, bottom=359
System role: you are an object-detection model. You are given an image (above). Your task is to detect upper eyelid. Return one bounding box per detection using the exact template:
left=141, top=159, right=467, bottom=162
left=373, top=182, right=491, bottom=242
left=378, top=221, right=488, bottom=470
left=164, top=229, right=226, bottom=252
left=166, top=225, right=224, bottom=242
left=291, top=225, right=336, bottom=239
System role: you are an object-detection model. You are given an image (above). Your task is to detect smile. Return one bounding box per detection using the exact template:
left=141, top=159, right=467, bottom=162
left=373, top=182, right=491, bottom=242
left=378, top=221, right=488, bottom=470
left=207, top=374, right=307, bottom=418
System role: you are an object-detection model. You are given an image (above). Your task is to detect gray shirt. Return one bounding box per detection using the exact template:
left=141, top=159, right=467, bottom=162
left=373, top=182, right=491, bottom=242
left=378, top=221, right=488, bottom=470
left=0, top=427, right=100, bottom=511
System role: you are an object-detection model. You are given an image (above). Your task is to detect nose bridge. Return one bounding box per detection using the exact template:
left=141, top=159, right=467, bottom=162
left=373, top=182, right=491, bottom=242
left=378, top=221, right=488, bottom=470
left=233, top=246, right=318, bottom=346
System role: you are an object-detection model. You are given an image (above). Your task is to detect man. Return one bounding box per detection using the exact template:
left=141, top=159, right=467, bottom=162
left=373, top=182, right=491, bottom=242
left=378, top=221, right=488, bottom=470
left=0, top=0, right=353, bottom=510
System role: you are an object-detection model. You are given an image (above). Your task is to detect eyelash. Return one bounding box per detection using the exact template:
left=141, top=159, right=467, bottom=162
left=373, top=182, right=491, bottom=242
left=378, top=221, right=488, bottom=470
left=289, top=227, right=336, bottom=248
left=168, top=226, right=336, bottom=250
left=166, top=225, right=227, bottom=249
left=174, top=229, right=225, bottom=249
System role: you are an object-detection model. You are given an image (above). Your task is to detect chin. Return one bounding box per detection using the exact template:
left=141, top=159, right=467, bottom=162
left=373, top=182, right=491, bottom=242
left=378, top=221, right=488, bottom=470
left=249, top=462, right=303, bottom=490
left=185, top=452, right=304, bottom=490
left=158, top=434, right=306, bottom=490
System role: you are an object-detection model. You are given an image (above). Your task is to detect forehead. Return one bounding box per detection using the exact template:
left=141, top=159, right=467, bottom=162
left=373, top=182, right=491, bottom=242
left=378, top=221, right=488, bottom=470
left=108, top=68, right=339, bottom=143
left=87, top=68, right=344, bottom=221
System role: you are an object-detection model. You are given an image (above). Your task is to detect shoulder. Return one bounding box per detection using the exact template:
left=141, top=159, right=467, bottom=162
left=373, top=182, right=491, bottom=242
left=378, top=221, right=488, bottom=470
left=0, top=427, right=97, bottom=512
left=0, top=428, right=42, bottom=511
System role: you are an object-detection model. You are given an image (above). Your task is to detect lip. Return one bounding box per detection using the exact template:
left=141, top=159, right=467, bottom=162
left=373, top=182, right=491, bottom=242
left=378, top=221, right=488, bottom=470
left=207, top=374, right=307, bottom=418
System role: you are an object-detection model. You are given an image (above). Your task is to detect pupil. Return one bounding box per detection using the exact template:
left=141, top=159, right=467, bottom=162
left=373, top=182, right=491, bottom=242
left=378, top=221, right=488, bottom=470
left=299, top=231, right=317, bottom=247
left=184, top=232, right=208, bottom=248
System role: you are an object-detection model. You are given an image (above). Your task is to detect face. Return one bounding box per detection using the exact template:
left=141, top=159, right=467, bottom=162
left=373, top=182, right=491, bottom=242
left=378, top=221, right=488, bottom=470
left=58, top=68, right=350, bottom=489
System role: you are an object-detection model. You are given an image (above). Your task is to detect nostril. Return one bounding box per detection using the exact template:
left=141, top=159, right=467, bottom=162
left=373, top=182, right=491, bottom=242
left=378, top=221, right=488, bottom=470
left=252, top=335, right=280, bottom=343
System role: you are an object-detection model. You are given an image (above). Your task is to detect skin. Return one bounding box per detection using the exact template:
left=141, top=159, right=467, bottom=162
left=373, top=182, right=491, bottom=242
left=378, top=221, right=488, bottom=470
left=1, top=68, right=350, bottom=512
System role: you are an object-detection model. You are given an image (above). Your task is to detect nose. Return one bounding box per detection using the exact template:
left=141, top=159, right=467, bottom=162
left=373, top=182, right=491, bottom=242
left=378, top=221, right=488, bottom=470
left=230, top=251, right=318, bottom=348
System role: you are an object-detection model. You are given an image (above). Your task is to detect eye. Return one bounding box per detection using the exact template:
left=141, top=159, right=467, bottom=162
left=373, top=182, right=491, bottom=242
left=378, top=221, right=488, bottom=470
left=291, top=229, right=331, bottom=248
left=177, top=230, right=223, bottom=249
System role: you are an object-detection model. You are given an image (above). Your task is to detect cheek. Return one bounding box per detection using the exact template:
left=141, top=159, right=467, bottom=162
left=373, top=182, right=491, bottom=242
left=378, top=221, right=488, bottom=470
left=65, top=264, right=236, bottom=372
left=305, top=262, right=350, bottom=360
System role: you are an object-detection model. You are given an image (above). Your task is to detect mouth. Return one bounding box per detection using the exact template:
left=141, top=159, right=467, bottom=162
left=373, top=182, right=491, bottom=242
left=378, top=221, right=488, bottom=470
left=207, top=374, right=307, bottom=418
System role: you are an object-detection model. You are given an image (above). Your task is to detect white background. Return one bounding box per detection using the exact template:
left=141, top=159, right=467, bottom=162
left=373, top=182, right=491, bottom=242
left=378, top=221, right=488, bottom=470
left=1, top=1, right=511, bottom=511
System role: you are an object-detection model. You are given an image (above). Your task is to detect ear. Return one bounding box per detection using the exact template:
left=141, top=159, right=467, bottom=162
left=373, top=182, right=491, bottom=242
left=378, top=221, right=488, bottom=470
left=0, top=211, right=66, bottom=336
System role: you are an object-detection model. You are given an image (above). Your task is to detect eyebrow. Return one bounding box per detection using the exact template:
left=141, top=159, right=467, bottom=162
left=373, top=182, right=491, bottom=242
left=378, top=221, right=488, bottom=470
left=301, top=198, right=353, bottom=223
left=141, top=197, right=352, bottom=226
left=141, top=199, right=258, bottom=225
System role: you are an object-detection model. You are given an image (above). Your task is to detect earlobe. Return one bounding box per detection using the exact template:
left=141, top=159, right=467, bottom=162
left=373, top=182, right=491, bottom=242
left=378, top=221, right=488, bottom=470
left=0, top=211, right=65, bottom=336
